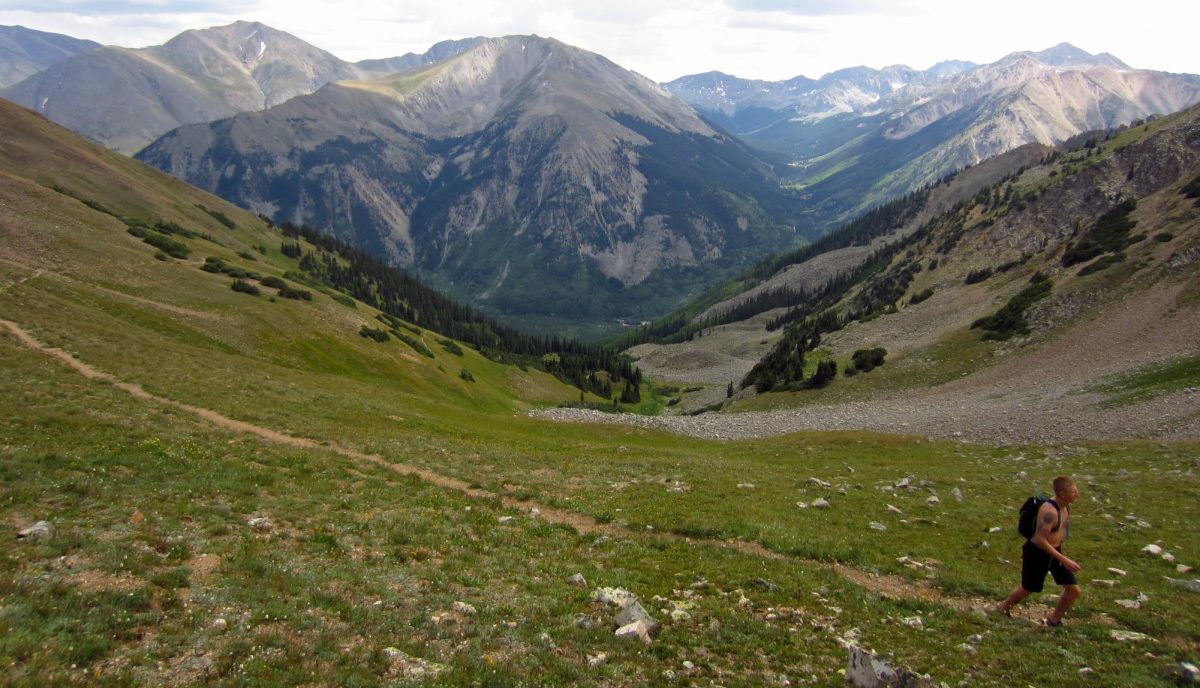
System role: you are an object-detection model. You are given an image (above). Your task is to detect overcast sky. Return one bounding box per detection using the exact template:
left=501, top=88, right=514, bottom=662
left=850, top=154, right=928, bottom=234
left=2, top=0, right=1196, bottom=81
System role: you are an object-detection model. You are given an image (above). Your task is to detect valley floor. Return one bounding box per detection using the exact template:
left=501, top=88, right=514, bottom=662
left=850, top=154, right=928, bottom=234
left=599, top=282, right=1200, bottom=444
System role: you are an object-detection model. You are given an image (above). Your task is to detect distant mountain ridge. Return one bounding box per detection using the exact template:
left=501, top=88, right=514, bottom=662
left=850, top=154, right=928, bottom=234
left=0, top=25, right=99, bottom=88
left=666, top=43, right=1200, bottom=228
left=0, top=22, right=482, bottom=153
left=137, top=35, right=810, bottom=325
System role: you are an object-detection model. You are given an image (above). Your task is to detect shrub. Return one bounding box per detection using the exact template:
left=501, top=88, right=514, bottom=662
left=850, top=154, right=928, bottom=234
left=805, top=360, right=837, bottom=389
left=1153, top=232, right=1174, bottom=243
left=851, top=347, right=887, bottom=373
left=908, top=288, right=934, bottom=305
left=128, top=225, right=189, bottom=258
left=260, top=275, right=288, bottom=289
left=459, top=369, right=475, bottom=382
left=971, top=274, right=1053, bottom=340
left=231, top=279, right=260, bottom=296
left=1062, top=199, right=1137, bottom=267
left=359, top=326, right=389, bottom=342
left=439, top=338, right=465, bottom=356
left=196, top=204, right=236, bottom=229
left=964, top=268, right=993, bottom=285
left=1077, top=253, right=1124, bottom=276
left=396, top=332, right=434, bottom=358
left=277, top=287, right=312, bottom=300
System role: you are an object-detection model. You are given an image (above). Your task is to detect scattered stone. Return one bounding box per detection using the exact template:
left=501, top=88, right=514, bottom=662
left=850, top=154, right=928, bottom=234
left=957, top=643, right=976, bottom=654
left=796, top=501, right=809, bottom=509
left=1167, top=578, right=1200, bottom=594
left=988, top=526, right=1002, bottom=533
left=951, top=487, right=963, bottom=502
left=16, top=521, right=50, bottom=539
left=574, top=614, right=600, bottom=630
left=812, top=497, right=831, bottom=509
left=1079, top=667, right=1094, bottom=677
left=452, top=601, right=477, bottom=616
left=383, top=648, right=447, bottom=681
left=746, top=578, right=780, bottom=591
left=895, top=478, right=911, bottom=490
left=967, top=634, right=983, bottom=644
left=1163, top=552, right=1176, bottom=564
left=845, top=645, right=933, bottom=688
left=594, top=587, right=637, bottom=608
left=1107, top=567, right=1127, bottom=577
left=870, top=522, right=888, bottom=532
left=972, top=541, right=989, bottom=549
left=926, top=496, right=940, bottom=506
left=246, top=517, right=271, bottom=531
left=900, top=616, right=923, bottom=630
left=586, top=653, right=607, bottom=667
left=1092, top=579, right=1118, bottom=588
left=1178, top=661, right=1199, bottom=685
left=1116, top=599, right=1141, bottom=609
left=1178, top=564, right=1195, bottom=574
left=1110, top=630, right=1154, bottom=642
left=211, top=618, right=228, bottom=633
left=528, top=507, right=540, bottom=518
left=682, top=660, right=695, bottom=670
left=886, top=504, right=903, bottom=515
left=567, top=573, right=587, bottom=588
left=670, top=608, right=692, bottom=622
left=614, top=601, right=660, bottom=634
left=615, top=620, right=653, bottom=644
left=810, top=477, right=831, bottom=488
left=1142, top=544, right=1163, bottom=557
left=1136, top=520, right=1152, bottom=529
left=737, top=483, right=755, bottom=489
left=497, top=516, right=514, bottom=524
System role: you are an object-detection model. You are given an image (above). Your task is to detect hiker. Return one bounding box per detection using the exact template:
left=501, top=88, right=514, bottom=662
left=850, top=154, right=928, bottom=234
left=997, top=476, right=1081, bottom=626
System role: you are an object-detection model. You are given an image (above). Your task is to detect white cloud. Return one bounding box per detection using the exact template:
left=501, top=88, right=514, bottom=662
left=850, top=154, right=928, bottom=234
left=1, top=0, right=1196, bottom=81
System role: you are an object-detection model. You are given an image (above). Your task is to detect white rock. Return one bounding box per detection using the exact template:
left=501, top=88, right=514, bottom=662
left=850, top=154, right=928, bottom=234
left=1092, top=579, right=1118, bottom=588
left=594, top=587, right=637, bottom=608
left=1179, top=661, right=1199, bottom=684
left=212, top=618, right=228, bottom=632
left=1168, top=578, right=1200, bottom=594
left=988, top=526, right=1002, bottom=533
left=1079, top=667, right=1094, bottom=677
left=566, top=573, right=587, bottom=588
left=957, top=643, right=976, bottom=654
left=810, top=477, right=831, bottom=488
left=796, top=501, right=808, bottom=509
left=869, top=522, right=887, bottom=532
left=1116, top=599, right=1141, bottom=609
left=812, top=498, right=831, bottom=509
left=16, top=521, right=51, bottom=539
left=926, top=496, right=940, bottom=505
left=670, top=609, right=691, bottom=622
left=682, top=660, right=695, bottom=670
left=900, top=616, right=923, bottom=630
left=1142, top=544, right=1163, bottom=556
left=246, top=517, right=270, bottom=531
left=497, top=516, right=514, bottom=524
left=586, top=653, right=607, bottom=667
left=895, top=478, right=910, bottom=489
left=1110, top=630, right=1153, bottom=642
left=968, top=634, right=984, bottom=644
left=1107, top=567, right=1127, bottom=577
left=1163, top=552, right=1176, bottom=564
left=1178, top=564, right=1195, bottom=574
left=453, top=601, right=477, bottom=615
left=737, top=483, right=755, bottom=489
left=951, top=487, right=964, bottom=502
left=886, top=504, right=903, bottom=515
left=615, top=620, right=652, bottom=644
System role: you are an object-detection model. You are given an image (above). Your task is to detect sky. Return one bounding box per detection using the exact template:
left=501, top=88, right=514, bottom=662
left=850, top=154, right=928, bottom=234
left=2, top=0, right=1197, bottom=82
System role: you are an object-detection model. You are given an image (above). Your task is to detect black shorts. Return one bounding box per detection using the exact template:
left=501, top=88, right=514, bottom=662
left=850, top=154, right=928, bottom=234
left=1021, top=540, right=1078, bottom=592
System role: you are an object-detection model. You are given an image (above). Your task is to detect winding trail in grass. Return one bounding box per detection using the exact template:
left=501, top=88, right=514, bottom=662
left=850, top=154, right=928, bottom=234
left=2, top=317, right=1141, bottom=633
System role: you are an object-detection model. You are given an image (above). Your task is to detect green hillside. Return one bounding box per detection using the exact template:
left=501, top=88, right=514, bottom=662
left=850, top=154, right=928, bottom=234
left=1, top=100, right=1198, bottom=687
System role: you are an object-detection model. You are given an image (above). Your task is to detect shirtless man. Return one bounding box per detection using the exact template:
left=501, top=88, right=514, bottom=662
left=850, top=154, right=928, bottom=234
left=997, top=476, right=1081, bottom=626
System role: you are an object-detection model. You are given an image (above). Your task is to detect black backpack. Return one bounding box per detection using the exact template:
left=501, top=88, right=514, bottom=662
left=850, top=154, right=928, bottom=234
left=1017, top=496, right=1058, bottom=539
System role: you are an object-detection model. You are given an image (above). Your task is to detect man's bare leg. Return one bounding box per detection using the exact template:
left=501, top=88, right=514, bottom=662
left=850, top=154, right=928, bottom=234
left=1047, top=584, right=1081, bottom=624
left=998, top=585, right=1031, bottom=614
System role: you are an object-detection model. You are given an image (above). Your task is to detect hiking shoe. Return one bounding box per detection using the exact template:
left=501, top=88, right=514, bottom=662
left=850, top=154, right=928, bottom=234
left=1043, top=618, right=1062, bottom=627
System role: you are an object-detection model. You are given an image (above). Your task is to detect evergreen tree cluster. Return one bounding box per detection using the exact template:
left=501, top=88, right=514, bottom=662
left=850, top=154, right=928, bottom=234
left=970, top=273, right=1053, bottom=341
left=279, top=222, right=638, bottom=397
left=1061, top=199, right=1140, bottom=269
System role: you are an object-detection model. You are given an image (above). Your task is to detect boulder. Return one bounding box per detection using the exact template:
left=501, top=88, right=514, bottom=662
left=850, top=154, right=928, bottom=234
left=566, top=573, right=588, bottom=588
left=812, top=498, right=831, bottom=509
left=16, top=521, right=50, bottom=539
left=1142, top=544, right=1163, bottom=557
left=615, top=620, right=652, bottom=644
left=845, top=645, right=933, bottom=688
left=1167, top=578, right=1200, bottom=594
left=614, top=600, right=660, bottom=634
left=383, top=648, right=447, bottom=680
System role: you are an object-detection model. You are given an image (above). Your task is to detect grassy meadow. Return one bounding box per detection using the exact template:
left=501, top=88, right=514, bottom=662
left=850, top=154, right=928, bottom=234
left=1, top=99, right=1198, bottom=686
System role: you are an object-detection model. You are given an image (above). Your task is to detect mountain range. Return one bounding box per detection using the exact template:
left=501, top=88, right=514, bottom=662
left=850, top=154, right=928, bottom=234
left=0, top=22, right=483, bottom=154
left=0, top=24, right=99, bottom=88
left=666, top=43, right=1200, bottom=226
left=4, top=24, right=1200, bottom=334
left=134, top=35, right=810, bottom=324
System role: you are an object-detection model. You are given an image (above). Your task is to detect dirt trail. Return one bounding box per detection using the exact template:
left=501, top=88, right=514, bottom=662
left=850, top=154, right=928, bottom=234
left=0, top=318, right=1124, bottom=628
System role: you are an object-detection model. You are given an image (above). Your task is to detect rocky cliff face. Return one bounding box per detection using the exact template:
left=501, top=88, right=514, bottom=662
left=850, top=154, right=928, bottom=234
left=138, top=36, right=809, bottom=322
